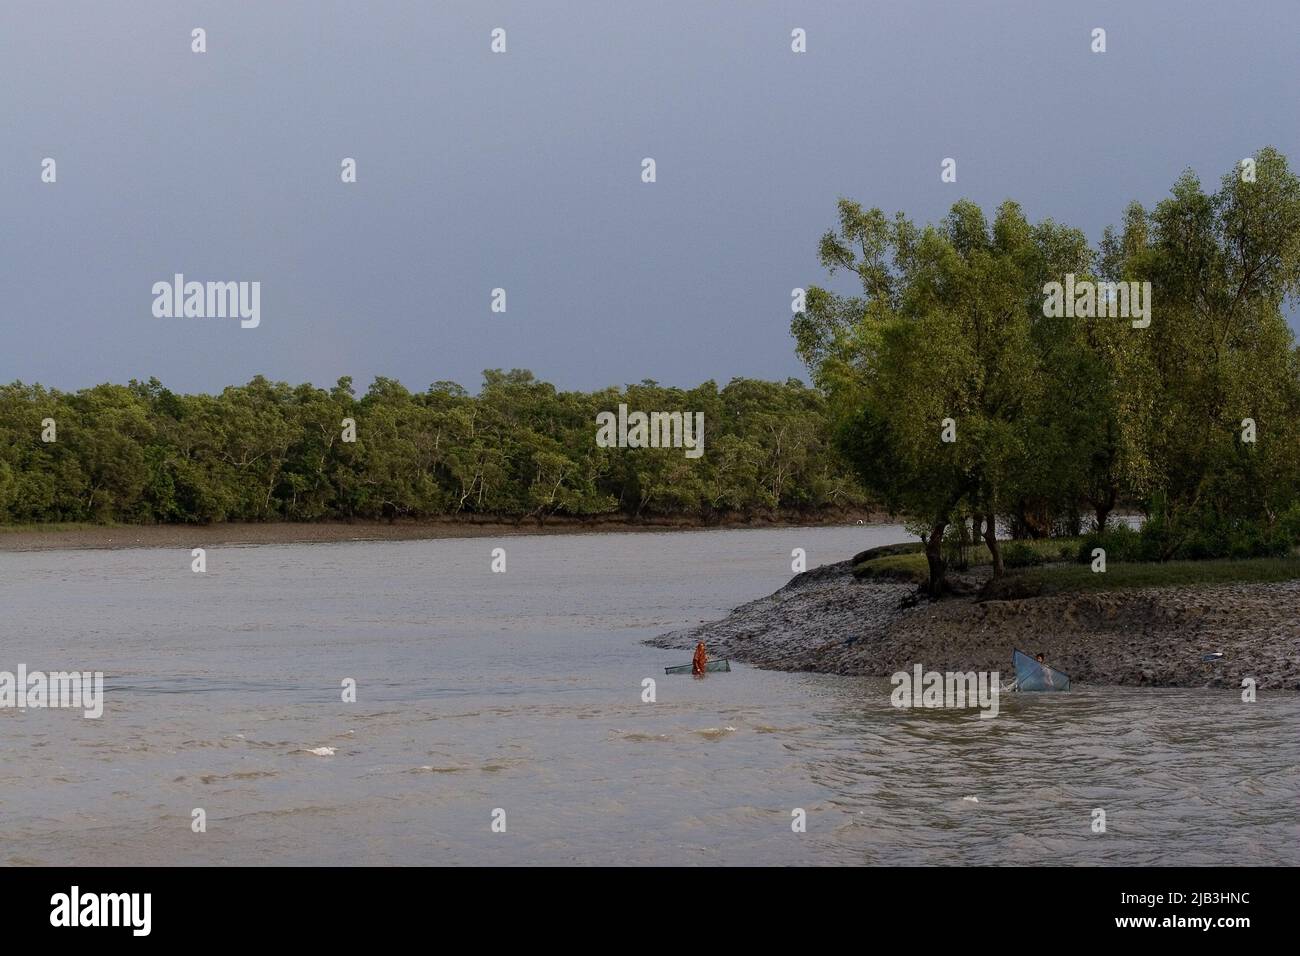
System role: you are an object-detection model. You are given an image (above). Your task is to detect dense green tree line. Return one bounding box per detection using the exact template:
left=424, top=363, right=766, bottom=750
left=0, top=372, right=865, bottom=524
left=795, top=147, right=1300, bottom=594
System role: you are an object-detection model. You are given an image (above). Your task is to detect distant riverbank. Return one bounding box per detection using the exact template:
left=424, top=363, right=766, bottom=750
left=649, top=558, right=1300, bottom=689
left=0, top=509, right=881, bottom=552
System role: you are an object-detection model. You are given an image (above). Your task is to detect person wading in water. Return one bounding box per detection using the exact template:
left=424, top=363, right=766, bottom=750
left=1035, top=652, right=1058, bottom=689
left=692, top=641, right=708, bottom=677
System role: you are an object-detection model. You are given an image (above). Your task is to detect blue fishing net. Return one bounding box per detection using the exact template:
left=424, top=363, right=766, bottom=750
left=1013, top=649, right=1071, bottom=691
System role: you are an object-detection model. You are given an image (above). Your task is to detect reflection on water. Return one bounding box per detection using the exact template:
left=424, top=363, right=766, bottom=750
left=1, top=525, right=1295, bottom=865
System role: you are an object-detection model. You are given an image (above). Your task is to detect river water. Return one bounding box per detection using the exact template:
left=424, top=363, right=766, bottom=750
left=1, top=525, right=1296, bottom=865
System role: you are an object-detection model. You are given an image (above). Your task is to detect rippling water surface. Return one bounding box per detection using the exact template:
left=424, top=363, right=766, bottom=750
left=2, top=526, right=1296, bottom=865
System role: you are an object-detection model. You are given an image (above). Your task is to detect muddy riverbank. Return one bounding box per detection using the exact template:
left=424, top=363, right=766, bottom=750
left=648, top=559, right=1300, bottom=688
left=0, top=510, right=881, bottom=552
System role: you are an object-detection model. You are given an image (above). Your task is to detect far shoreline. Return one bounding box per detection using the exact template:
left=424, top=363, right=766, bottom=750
left=0, top=510, right=887, bottom=553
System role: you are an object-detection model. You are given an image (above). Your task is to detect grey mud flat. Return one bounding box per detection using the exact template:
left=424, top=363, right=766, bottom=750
left=648, top=560, right=1300, bottom=689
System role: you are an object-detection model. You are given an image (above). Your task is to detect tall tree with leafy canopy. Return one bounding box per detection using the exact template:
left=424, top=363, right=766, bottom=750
left=1116, top=148, right=1300, bottom=552
left=796, top=199, right=1100, bottom=593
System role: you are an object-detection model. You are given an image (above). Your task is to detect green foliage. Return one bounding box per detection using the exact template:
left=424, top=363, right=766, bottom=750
left=1076, top=524, right=1144, bottom=564
left=1154, top=510, right=1290, bottom=561
left=0, top=374, right=865, bottom=525
left=853, top=551, right=930, bottom=584
left=1079, top=512, right=1293, bottom=564
left=998, top=557, right=1300, bottom=597
left=857, top=535, right=1075, bottom=580
left=796, top=148, right=1300, bottom=588
left=1279, top=502, right=1300, bottom=548
left=1000, top=541, right=1045, bottom=568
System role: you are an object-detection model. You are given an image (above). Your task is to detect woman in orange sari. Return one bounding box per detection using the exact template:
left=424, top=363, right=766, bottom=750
left=691, top=641, right=708, bottom=676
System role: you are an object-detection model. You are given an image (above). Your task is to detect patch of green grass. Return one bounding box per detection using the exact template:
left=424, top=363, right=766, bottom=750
left=855, top=537, right=1082, bottom=582
left=851, top=541, right=925, bottom=564
left=854, top=537, right=1300, bottom=597
left=1012, top=556, right=1300, bottom=594
left=853, top=550, right=930, bottom=583
left=945, top=537, right=1085, bottom=569
left=989, top=537, right=1082, bottom=562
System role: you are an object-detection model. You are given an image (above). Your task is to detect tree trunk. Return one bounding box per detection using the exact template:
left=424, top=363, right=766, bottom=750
left=1093, top=485, right=1116, bottom=533
left=924, top=520, right=948, bottom=598
left=1094, top=504, right=1111, bottom=534
left=982, top=512, right=1005, bottom=577
left=957, top=514, right=974, bottom=546
left=1013, top=497, right=1051, bottom=538
left=1010, top=500, right=1029, bottom=539
left=1063, top=504, right=1083, bottom=538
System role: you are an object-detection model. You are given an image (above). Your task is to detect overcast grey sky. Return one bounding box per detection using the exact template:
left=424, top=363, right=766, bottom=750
left=3, top=0, right=1297, bottom=395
